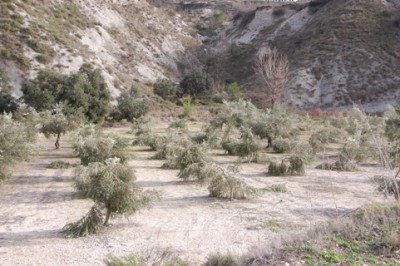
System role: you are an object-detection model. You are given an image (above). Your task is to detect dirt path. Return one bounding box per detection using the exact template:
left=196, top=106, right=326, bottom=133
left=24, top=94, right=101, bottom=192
left=0, top=131, right=391, bottom=265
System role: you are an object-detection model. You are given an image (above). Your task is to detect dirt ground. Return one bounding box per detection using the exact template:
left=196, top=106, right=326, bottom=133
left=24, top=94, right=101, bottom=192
left=0, top=125, right=391, bottom=265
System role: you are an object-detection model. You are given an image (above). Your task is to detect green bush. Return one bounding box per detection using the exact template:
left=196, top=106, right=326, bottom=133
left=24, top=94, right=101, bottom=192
left=208, top=165, right=259, bottom=200
left=267, top=184, right=287, bottom=193
left=72, top=125, right=128, bottom=165
left=71, top=158, right=156, bottom=227
left=268, top=156, right=305, bottom=176
left=228, top=82, right=241, bottom=100
left=206, top=253, right=238, bottom=266
left=309, top=128, right=342, bottom=152
left=0, top=114, right=35, bottom=181
left=182, top=96, right=195, bottom=117
left=47, top=160, right=72, bottom=169
left=40, top=108, right=80, bottom=149
left=272, top=137, right=292, bottom=153
left=116, top=86, right=150, bottom=122
left=221, top=127, right=262, bottom=160
left=22, top=64, right=111, bottom=123
left=133, top=124, right=163, bottom=151
left=153, top=78, right=177, bottom=101
left=153, top=129, right=191, bottom=161
left=316, top=156, right=357, bottom=172
left=178, top=70, right=212, bottom=97
left=175, top=144, right=211, bottom=183
left=0, top=91, right=18, bottom=114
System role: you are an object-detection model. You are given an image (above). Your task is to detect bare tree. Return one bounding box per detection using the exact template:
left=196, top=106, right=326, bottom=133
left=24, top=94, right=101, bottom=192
left=254, top=47, right=289, bottom=108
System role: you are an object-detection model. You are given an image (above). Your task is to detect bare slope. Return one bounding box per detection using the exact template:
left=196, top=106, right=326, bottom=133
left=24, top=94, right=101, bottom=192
left=0, top=0, right=199, bottom=97
left=221, top=0, right=400, bottom=111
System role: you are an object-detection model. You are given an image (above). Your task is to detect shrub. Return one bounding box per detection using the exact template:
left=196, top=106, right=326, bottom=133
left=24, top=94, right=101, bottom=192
left=272, top=137, right=292, bottom=153
left=228, top=82, right=241, bottom=100
left=0, top=114, right=35, bottom=181
left=267, top=184, right=287, bottom=193
left=309, top=127, right=342, bottom=152
left=72, top=158, right=156, bottom=227
left=372, top=175, right=400, bottom=200
left=316, top=155, right=357, bottom=172
left=174, top=144, right=211, bottom=183
left=182, top=96, right=195, bottom=117
left=268, top=156, right=305, bottom=176
left=221, top=127, right=262, bottom=160
left=105, top=255, right=145, bottom=266
left=133, top=125, right=163, bottom=151
left=116, top=86, right=150, bottom=122
left=210, top=100, right=259, bottom=132
left=272, top=7, right=285, bottom=17
left=208, top=165, right=259, bottom=200
left=168, top=119, right=188, bottom=131
left=178, top=70, right=212, bottom=97
left=154, top=129, right=191, bottom=161
left=0, top=91, right=18, bottom=114
left=192, top=128, right=220, bottom=148
left=13, top=105, right=40, bottom=142
left=206, top=253, right=238, bottom=266
left=72, top=125, right=129, bottom=165
left=47, top=160, right=72, bottom=169
left=0, top=69, right=13, bottom=93
left=153, top=78, right=177, bottom=101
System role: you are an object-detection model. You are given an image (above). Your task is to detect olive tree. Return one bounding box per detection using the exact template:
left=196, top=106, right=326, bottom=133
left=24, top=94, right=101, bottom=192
left=40, top=108, right=80, bottom=149
left=64, top=158, right=156, bottom=237
left=115, top=86, right=150, bottom=122
left=178, top=70, right=212, bottom=98
left=0, top=114, right=34, bottom=181
left=22, top=64, right=111, bottom=123
left=72, top=124, right=129, bottom=165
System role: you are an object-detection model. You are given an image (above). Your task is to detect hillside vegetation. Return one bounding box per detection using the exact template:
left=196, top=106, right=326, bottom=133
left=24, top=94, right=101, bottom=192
left=1, top=0, right=400, bottom=111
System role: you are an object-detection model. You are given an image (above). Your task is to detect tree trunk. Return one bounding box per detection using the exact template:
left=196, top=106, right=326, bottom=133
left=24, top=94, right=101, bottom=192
left=267, top=137, right=272, bottom=148
left=55, top=133, right=61, bottom=149
left=103, top=209, right=111, bottom=226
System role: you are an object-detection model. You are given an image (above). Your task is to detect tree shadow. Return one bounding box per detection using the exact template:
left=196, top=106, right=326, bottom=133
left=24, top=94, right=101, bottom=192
left=0, top=229, right=62, bottom=248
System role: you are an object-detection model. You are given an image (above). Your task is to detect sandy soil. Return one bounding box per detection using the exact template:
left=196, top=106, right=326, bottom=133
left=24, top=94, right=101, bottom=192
left=0, top=126, right=390, bottom=265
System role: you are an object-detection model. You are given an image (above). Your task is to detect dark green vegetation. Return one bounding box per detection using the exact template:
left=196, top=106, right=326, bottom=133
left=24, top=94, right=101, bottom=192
left=0, top=114, right=35, bottom=181
left=114, top=86, right=150, bottom=122
left=22, top=65, right=111, bottom=123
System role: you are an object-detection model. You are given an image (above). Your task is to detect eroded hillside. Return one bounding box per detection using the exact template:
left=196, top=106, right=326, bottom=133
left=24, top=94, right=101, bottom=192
left=0, top=0, right=199, bottom=97
left=1, top=0, right=400, bottom=111
left=214, top=0, right=400, bottom=111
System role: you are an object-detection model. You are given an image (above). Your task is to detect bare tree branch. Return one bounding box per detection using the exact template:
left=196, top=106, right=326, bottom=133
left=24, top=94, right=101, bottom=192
left=254, top=47, right=289, bottom=108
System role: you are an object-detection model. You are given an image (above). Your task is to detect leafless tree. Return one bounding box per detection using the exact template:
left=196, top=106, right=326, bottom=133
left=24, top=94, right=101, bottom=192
left=254, top=47, right=289, bottom=108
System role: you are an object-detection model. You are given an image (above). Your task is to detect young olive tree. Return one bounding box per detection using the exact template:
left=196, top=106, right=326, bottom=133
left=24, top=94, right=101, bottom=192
left=40, top=108, right=80, bottom=149
left=0, top=114, right=35, bottom=181
left=208, top=164, right=259, bottom=200
left=64, top=158, right=157, bottom=238
left=72, top=124, right=128, bottom=165
left=254, top=47, right=289, bottom=108
left=71, top=158, right=155, bottom=227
